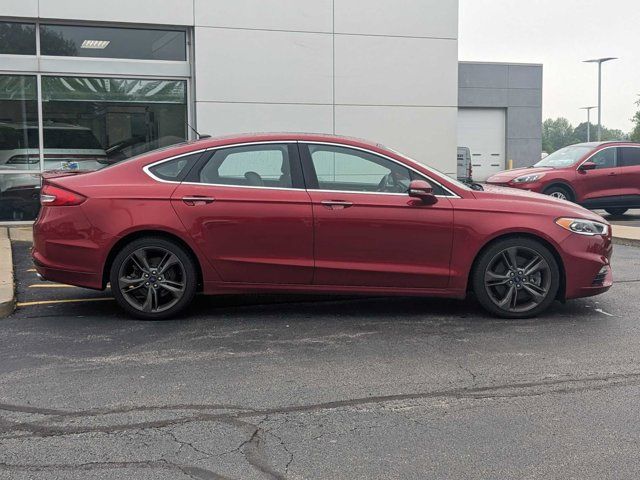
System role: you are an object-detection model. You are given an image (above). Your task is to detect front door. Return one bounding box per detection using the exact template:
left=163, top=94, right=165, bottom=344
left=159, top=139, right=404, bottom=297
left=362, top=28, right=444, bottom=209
left=171, top=143, right=314, bottom=284
left=578, top=146, right=620, bottom=205
left=300, top=143, right=454, bottom=289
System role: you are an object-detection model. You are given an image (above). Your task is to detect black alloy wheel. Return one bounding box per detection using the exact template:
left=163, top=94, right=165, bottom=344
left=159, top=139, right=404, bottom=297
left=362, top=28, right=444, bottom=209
left=110, top=237, right=197, bottom=320
left=473, top=238, right=560, bottom=318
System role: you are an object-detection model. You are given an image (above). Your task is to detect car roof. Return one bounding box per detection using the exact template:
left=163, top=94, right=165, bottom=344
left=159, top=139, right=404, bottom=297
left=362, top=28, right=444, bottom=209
left=185, top=132, right=390, bottom=151
left=573, top=141, right=640, bottom=148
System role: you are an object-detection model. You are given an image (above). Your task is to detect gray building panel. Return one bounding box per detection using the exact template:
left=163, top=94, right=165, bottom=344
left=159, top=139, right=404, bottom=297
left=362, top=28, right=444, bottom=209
left=459, top=62, right=543, bottom=169
left=458, top=63, right=508, bottom=89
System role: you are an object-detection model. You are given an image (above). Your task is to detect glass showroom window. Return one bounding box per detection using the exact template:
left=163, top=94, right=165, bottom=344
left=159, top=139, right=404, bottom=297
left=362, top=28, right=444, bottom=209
left=0, top=75, right=41, bottom=221
left=41, top=76, right=188, bottom=169
left=0, top=22, right=36, bottom=55
left=40, top=24, right=186, bottom=61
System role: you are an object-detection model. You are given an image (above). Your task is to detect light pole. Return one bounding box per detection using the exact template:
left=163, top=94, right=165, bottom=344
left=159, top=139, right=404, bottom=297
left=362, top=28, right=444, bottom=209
left=583, top=57, right=617, bottom=141
left=580, top=106, right=598, bottom=142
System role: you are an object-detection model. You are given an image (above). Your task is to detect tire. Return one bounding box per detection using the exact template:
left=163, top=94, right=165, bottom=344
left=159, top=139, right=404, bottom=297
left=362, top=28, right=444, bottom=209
left=543, top=185, right=573, bottom=202
left=109, top=236, right=197, bottom=320
left=605, top=208, right=628, bottom=216
left=472, top=237, right=561, bottom=319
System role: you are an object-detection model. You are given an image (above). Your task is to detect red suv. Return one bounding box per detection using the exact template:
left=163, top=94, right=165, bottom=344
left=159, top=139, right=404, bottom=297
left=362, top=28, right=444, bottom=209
left=486, top=142, right=640, bottom=216
left=33, top=133, right=612, bottom=320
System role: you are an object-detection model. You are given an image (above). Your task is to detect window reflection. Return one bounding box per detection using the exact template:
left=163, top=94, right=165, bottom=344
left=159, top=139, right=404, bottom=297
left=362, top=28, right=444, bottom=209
left=0, top=74, right=189, bottom=221
left=0, top=22, right=36, bottom=55
left=41, top=77, right=187, bottom=170
left=40, top=25, right=186, bottom=61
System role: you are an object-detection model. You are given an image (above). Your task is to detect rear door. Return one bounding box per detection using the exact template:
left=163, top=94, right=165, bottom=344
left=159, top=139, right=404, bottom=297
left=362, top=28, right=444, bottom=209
left=170, top=142, right=314, bottom=285
left=618, top=146, right=640, bottom=201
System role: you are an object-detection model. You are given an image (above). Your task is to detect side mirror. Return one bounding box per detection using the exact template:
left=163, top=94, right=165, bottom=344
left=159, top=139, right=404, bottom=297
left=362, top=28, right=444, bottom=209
left=579, top=161, right=597, bottom=172
left=408, top=180, right=437, bottom=205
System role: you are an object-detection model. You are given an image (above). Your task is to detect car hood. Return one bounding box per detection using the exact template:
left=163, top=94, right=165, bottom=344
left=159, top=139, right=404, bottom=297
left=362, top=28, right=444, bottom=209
left=475, top=185, right=607, bottom=223
left=486, top=166, right=555, bottom=183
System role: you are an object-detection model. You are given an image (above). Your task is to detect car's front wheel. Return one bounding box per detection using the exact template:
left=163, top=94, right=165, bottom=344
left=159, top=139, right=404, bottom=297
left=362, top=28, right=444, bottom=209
left=543, top=185, right=573, bottom=202
left=472, top=237, right=561, bottom=318
left=110, top=237, right=197, bottom=320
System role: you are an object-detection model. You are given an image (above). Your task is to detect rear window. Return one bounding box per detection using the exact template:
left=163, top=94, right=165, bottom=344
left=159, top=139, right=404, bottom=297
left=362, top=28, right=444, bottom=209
left=148, top=152, right=203, bottom=181
left=620, top=147, right=640, bottom=167
left=43, top=128, right=103, bottom=150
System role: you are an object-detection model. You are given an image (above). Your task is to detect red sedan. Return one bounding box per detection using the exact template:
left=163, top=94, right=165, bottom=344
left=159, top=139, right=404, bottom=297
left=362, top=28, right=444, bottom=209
left=33, top=133, right=613, bottom=320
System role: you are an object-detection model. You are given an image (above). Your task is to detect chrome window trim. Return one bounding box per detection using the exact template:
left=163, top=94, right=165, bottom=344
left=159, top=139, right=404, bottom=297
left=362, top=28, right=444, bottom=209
left=143, top=141, right=299, bottom=188
left=142, top=139, right=460, bottom=199
left=301, top=141, right=460, bottom=198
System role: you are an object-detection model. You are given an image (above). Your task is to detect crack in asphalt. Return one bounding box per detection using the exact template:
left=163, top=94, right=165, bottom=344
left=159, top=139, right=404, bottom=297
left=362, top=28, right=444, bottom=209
left=2, top=371, right=640, bottom=440
left=0, top=458, right=230, bottom=479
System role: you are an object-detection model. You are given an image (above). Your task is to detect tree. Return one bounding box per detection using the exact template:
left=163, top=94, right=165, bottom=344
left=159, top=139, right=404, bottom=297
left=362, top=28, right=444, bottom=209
left=573, top=122, right=627, bottom=143
left=542, top=118, right=578, bottom=153
left=631, top=97, right=640, bottom=143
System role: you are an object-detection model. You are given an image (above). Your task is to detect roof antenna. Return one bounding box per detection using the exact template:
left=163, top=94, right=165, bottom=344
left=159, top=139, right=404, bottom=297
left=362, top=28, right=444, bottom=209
left=186, top=121, right=211, bottom=140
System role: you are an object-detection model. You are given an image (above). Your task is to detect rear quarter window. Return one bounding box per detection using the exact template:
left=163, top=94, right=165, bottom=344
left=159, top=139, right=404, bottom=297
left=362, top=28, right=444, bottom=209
left=147, top=152, right=203, bottom=182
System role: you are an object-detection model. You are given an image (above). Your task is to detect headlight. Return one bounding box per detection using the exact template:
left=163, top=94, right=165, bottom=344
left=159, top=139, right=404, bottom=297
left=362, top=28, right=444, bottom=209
left=555, top=218, right=609, bottom=236
left=513, top=173, right=544, bottom=183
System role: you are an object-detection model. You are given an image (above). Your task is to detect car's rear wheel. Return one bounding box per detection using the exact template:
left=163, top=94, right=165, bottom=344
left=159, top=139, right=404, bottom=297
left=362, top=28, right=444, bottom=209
left=605, top=208, right=628, bottom=216
left=472, top=237, right=560, bottom=319
left=543, top=185, right=573, bottom=202
left=110, top=237, right=197, bottom=320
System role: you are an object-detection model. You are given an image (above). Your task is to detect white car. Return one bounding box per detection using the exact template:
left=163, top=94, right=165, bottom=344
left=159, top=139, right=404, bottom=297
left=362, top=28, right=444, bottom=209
left=0, top=122, right=107, bottom=220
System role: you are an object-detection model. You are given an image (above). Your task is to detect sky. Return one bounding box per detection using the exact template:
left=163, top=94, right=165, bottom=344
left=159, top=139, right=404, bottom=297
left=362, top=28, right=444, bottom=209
left=458, top=0, right=640, bottom=132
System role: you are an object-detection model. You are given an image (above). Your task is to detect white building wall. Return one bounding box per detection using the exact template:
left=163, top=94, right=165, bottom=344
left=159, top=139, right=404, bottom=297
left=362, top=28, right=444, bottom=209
left=5, top=0, right=459, bottom=174
left=193, top=0, right=459, bottom=174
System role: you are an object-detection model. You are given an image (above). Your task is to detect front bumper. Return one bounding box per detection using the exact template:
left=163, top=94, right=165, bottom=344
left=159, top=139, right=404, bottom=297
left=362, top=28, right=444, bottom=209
left=560, top=231, right=613, bottom=300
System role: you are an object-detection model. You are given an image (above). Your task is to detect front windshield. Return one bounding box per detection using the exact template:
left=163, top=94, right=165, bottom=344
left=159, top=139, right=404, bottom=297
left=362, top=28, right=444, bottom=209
left=534, top=145, right=592, bottom=168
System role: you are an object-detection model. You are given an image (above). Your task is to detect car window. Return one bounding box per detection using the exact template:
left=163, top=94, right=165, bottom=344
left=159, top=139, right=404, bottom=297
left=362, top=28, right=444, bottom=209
left=588, top=148, right=617, bottom=169
left=307, top=144, right=446, bottom=195
left=43, top=128, right=103, bottom=150
left=198, top=144, right=293, bottom=188
left=148, top=152, right=202, bottom=181
left=620, top=147, right=640, bottom=167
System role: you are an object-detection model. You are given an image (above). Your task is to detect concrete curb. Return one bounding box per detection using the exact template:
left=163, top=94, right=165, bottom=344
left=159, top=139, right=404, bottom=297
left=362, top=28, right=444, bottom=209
left=0, top=227, right=15, bottom=318
left=612, top=225, right=640, bottom=249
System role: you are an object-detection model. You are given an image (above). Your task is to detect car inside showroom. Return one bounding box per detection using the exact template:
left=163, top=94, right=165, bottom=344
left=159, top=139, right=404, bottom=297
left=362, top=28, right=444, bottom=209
left=0, top=21, right=191, bottom=221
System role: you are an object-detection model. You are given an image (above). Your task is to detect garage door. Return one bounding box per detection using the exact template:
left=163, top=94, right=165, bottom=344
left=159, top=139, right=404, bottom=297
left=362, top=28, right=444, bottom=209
left=457, top=109, right=506, bottom=182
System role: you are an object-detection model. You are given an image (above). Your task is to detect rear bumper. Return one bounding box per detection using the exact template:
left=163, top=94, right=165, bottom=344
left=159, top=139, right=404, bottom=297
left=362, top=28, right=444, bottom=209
left=33, top=253, right=103, bottom=290
left=32, top=205, right=113, bottom=290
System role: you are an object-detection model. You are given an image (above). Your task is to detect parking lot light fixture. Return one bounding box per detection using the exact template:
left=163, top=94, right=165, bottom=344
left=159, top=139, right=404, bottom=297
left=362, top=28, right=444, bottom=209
left=583, top=57, right=618, bottom=141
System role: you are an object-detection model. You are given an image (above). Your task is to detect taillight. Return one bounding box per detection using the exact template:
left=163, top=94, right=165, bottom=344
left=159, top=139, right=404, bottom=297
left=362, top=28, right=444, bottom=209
left=40, top=184, right=86, bottom=207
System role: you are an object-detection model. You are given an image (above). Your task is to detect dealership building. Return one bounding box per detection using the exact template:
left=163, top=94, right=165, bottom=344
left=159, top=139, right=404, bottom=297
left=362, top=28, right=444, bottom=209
left=0, top=0, right=541, bottom=222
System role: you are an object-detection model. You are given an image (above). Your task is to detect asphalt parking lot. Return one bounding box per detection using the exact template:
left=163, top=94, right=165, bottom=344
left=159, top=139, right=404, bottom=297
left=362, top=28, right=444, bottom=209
left=1, top=238, right=640, bottom=479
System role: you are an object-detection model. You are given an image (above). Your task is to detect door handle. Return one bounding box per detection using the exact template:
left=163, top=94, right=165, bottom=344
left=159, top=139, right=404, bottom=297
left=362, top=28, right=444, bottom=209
left=182, top=196, right=215, bottom=205
left=321, top=200, right=353, bottom=210
left=608, top=172, right=617, bottom=176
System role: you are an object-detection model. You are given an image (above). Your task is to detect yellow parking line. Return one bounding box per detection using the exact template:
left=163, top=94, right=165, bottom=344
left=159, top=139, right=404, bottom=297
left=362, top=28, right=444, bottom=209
left=16, top=298, right=115, bottom=307
left=29, top=284, right=76, bottom=288
left=26, top=269, right=36, bottom=272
